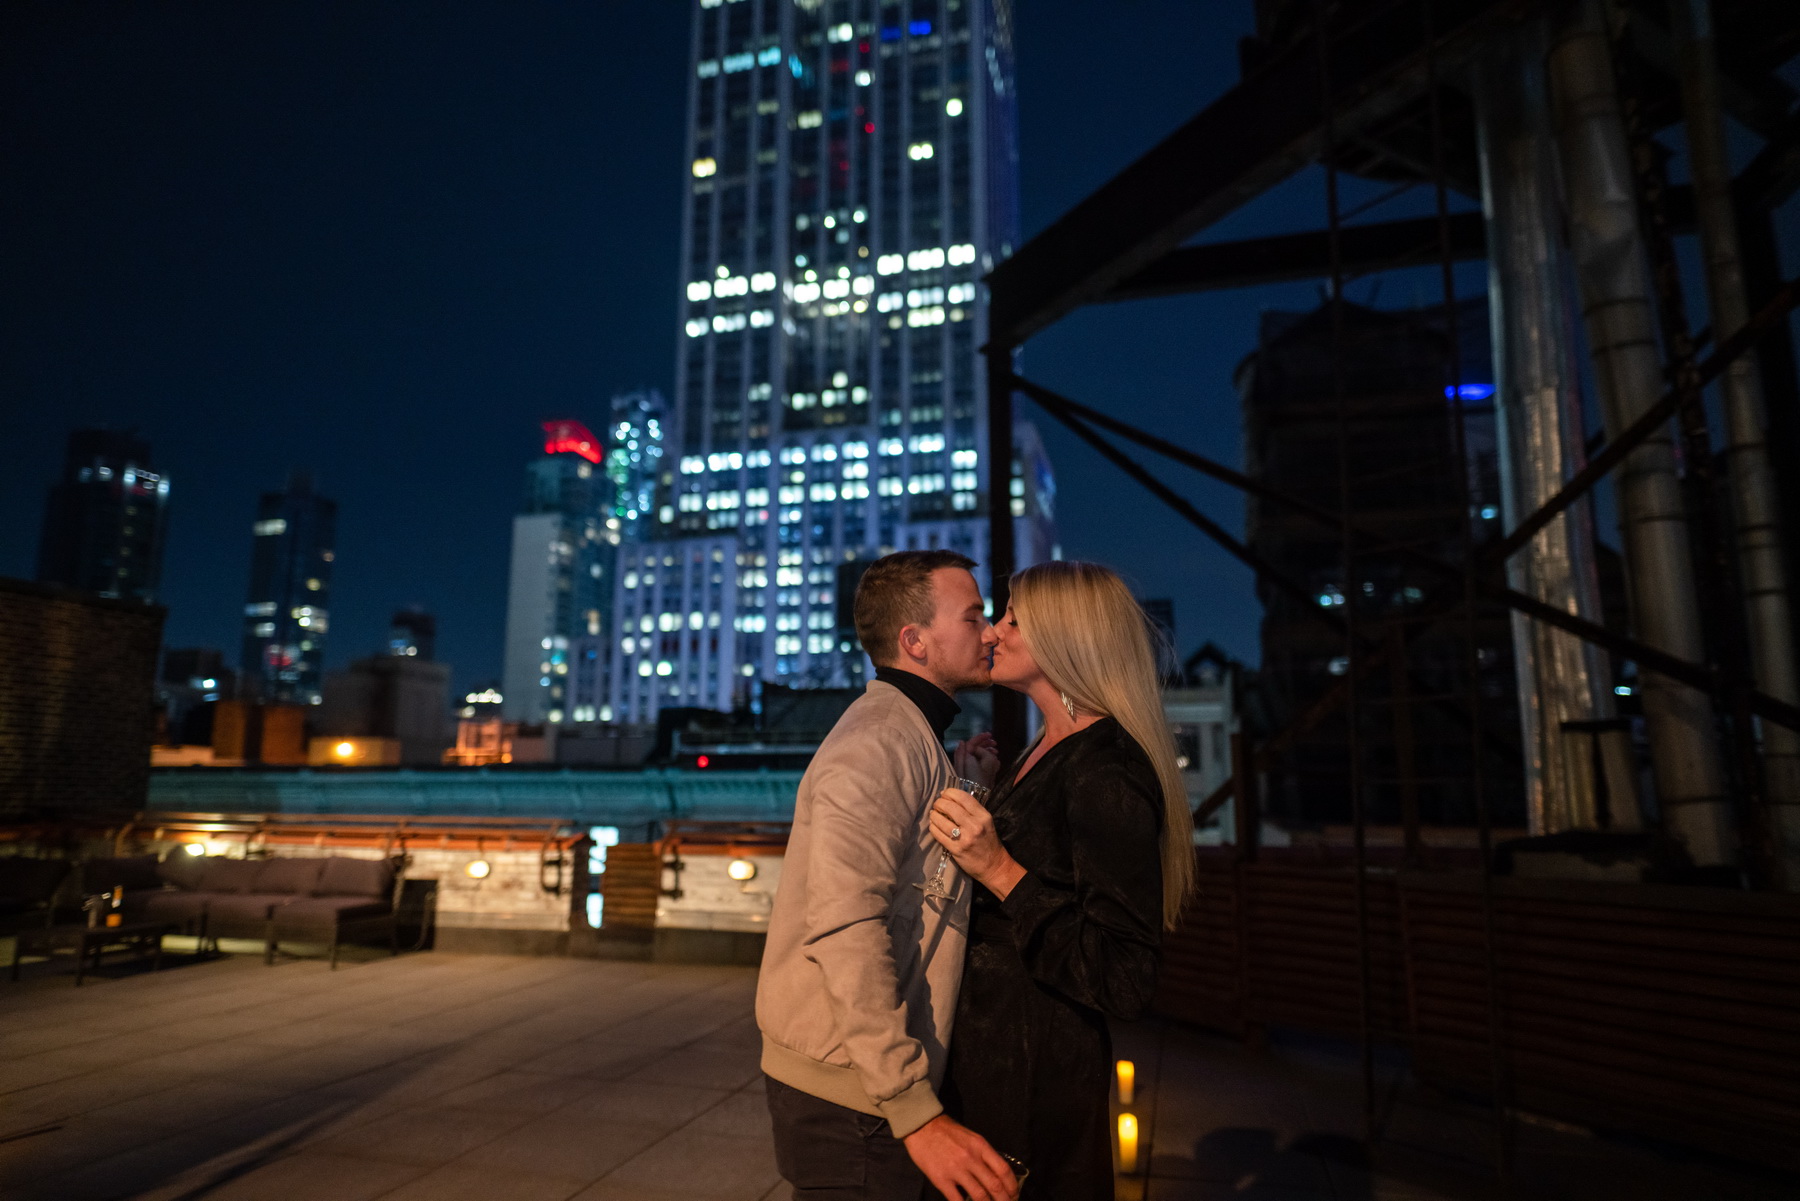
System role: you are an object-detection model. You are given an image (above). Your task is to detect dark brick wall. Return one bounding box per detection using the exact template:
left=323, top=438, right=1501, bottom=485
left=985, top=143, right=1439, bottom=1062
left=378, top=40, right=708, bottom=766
left=0, top=577, right=165, bottom=820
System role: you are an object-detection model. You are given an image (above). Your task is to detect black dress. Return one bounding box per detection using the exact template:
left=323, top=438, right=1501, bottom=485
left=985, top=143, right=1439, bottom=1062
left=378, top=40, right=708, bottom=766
left=943, top=717, right=1165, bottom=1199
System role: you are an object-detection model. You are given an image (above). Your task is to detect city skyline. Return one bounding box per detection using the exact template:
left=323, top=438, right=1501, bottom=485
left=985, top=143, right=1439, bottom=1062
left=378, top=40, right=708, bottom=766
left=2, top=1, right=1420, bottom=697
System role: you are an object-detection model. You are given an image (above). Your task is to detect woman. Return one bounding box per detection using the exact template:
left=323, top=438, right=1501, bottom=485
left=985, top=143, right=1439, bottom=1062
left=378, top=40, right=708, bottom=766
left=929, top=561, right=1194, bottom=1198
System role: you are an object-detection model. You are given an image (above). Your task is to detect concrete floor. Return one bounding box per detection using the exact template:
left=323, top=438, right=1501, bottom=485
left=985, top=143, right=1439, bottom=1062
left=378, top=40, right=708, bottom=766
left=1, top=943, right=1793, bottom=1200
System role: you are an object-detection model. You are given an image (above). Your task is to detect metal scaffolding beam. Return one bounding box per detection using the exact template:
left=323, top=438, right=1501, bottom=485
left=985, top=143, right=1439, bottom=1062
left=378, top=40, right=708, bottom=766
left=985, top=0, right=1529, bottom=345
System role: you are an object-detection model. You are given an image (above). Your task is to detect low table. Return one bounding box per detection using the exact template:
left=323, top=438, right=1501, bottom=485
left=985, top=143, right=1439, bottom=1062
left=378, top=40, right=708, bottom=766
left=10, top=921, right=175, bottom=986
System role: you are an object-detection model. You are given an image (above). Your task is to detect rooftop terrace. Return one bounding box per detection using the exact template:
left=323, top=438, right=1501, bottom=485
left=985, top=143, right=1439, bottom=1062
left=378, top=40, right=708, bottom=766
left=1, top=947, right=1792, bottom=1200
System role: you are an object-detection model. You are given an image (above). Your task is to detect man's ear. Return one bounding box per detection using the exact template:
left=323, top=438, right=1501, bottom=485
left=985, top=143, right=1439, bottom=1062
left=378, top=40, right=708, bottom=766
left=896, top=622, right=928, bottom=666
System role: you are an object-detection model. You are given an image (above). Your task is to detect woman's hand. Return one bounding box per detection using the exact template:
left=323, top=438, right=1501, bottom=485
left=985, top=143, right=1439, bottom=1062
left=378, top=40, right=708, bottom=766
left=930, top=787, right=1027, bottom=901
left=951, top=732, right=1000, bottom=789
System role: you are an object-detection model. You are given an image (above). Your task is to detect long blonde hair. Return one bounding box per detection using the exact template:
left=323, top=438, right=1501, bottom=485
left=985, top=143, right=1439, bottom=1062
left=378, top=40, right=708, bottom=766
left=1010, top=561, right=1195, bottom=929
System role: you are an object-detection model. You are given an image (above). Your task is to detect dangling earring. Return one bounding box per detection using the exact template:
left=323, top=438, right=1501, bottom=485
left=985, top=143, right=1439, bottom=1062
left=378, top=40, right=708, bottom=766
left=1060, top=691, right=1077, bottom=720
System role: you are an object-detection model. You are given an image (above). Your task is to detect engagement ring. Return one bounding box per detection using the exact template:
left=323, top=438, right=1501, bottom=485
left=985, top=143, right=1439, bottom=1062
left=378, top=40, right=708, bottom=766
left=950, top=826, right=962, bottom=840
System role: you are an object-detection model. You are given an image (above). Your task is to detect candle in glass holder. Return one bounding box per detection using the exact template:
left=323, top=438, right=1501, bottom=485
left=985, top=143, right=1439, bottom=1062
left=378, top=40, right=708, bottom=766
left=1117, top=1112, right=1139, bottom=1173
left=1115, top=1059, right=1135, bottom=1104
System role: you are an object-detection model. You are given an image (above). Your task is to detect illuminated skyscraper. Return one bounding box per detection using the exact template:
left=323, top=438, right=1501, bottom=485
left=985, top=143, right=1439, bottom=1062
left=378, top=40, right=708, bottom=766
left=36, top=429, right=170, bottom=604
left=605, top=389, right=668, bottom=543
left=610, top=0, right=1053, bottom=721
left=241, top=472, right=335, bottom=705
left=501, top=421, right=618, bottom=724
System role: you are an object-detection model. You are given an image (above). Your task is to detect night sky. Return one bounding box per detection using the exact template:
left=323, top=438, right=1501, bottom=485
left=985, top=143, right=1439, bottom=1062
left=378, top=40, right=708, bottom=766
left=4, top=1, right=1505, bottom=696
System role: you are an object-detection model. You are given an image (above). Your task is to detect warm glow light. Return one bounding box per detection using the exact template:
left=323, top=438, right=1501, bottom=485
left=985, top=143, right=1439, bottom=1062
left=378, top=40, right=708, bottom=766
left=183, top=842, right=207, bottom=857
left=465, top=860, right=491, bottom=879
left=727, top=858, right=757, bottom=881
left=334, top=742, right=355, bottom=759
left=1117, top=1113, right=1139, bottom=1173
left=1116, top=1059, right=1135, bottom=1105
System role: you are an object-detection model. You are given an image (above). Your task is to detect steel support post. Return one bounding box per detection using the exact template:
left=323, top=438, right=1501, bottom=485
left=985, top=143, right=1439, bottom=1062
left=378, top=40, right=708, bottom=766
left=985, top=346, right=1026, bottom=760
left=1473, top=16, right=1622, bottom=834
left=1547, top=0, right=1734, bottom=864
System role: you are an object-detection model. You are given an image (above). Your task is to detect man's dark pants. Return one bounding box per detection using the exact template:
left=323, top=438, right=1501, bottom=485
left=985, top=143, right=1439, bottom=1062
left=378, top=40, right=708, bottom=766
left=765, top=1074, right=925, bottom=1200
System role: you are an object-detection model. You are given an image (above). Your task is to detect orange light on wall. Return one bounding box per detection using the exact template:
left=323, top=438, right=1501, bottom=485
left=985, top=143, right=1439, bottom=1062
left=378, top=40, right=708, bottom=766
left=334, top=741, right=355, bottom=759
left=1115, top=1059, right=1135, bottom=1104
left=1117, top=1113, right=1139, bottom=1173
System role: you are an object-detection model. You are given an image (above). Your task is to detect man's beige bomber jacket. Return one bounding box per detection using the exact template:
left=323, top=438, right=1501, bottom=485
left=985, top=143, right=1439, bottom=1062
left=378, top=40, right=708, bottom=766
left=755, top=678, right=969, bottom=1139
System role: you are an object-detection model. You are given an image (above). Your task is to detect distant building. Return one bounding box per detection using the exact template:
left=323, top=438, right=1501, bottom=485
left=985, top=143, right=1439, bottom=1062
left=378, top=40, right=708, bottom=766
left=240, top=472, right=336, bottom=705
left=36, top=429, right=170, bottom=604
left=318, top=654, right=451, bottom=766
left=1237, top=299, right=1523, bottom=827
left=502, top=421, right=618, bottom=725
left=605, top=0, right=1053, bottom=723
left=158, top=647, right=234, bottom=747
left=605, top=390, right=667, bottom=543
left=388, top=606, right=436, bottom=660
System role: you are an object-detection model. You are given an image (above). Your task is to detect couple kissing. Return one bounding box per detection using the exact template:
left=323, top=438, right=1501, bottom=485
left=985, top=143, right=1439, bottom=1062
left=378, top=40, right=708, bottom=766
left=756, top=550, right=1194, bottom=1200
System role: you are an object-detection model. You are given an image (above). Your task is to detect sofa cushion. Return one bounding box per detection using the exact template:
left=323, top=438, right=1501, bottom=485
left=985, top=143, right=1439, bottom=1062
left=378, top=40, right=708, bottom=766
left=274, top=897, right=390, bottom=930
left=81, top=856, right=161, bottom=894
left=196, top=858, right=265, bottom=894
left=156, top=852, right=210, bottom=891
left=206, top=894, right=289, bottom=923
left=255, top=857, right=326, bottom=896
left=313, top=857, right=395, bottom=899
left=130, top=890, right=210, bottom=923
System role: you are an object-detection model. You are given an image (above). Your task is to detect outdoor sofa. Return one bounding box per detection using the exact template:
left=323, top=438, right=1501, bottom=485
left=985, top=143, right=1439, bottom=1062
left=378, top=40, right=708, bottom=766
left=83, top=853, right=403, bottom=968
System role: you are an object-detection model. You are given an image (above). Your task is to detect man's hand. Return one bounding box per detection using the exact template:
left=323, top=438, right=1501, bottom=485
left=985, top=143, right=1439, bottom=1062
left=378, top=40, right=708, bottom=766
left=952, top=732, right=1000, bottom=788
left=902, top=1114, right=1018, bottom=1200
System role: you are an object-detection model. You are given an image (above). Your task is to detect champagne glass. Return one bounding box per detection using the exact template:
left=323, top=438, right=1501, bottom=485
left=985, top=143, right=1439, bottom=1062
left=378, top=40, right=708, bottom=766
left=916, top=777, right=991, bottom=899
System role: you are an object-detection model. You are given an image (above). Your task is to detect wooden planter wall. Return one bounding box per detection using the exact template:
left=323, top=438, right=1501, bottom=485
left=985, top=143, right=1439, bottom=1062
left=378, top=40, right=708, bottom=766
left=1152, top=850, right=1800, bottom=1173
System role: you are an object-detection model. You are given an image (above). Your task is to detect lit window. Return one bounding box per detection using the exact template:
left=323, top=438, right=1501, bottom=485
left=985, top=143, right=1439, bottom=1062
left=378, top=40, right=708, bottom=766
left=686, top=280, right=711, bottom=301
left=685, top=319, right=708, bottom=337
left=855, top=69, right=872, bottom=86
left=907, top=142, right=934, bottom=161
left=946, top=97, right=963, bottom=117
left=638, top=660, right=653, bottom=677
left=306, top=578, right=322, bottom=591
left=907, top=247, right=946, bottom=270
left=791, top=281, right=822, bottom=303
left=253, top=518, right=287, bottom=537
left=691, top=157, right=717, bottom=178
left=828, top=21, right=853, bottom=41
left=750, top=271, right=777, bottom=291
left=947, top=244, right=978, bottom=266
left=797, top=110, right=823, bottom=129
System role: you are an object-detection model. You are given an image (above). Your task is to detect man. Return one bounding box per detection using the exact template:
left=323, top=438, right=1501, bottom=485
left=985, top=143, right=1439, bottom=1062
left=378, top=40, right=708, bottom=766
left=758, top=550, right=1016, bottom=1201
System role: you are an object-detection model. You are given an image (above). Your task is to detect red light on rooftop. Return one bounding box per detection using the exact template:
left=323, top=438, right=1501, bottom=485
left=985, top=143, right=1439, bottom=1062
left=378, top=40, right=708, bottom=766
left=696, top=754, right=711, bottom=769
left=541, top=419, right=602, bottom=464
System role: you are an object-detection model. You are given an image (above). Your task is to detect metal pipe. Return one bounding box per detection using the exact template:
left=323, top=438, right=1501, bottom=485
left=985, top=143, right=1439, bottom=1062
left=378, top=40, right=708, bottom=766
left=1669, top=0, right=1800, bottom=886
left=1473, top=16, right=1625, bottom=834
left=1315, top=0, right=1377, bottom=1145
left=1547, top=0, right=1734, bottom=865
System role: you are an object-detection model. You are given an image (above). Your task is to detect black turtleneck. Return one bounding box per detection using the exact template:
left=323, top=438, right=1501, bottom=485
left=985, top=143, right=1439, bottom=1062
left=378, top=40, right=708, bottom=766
left=874, top=665, right=960, bottom=743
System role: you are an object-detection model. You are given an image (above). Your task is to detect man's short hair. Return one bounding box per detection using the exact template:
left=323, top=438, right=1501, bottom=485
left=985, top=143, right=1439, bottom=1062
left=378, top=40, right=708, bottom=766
left=853, top=550, right=977, bottom=667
